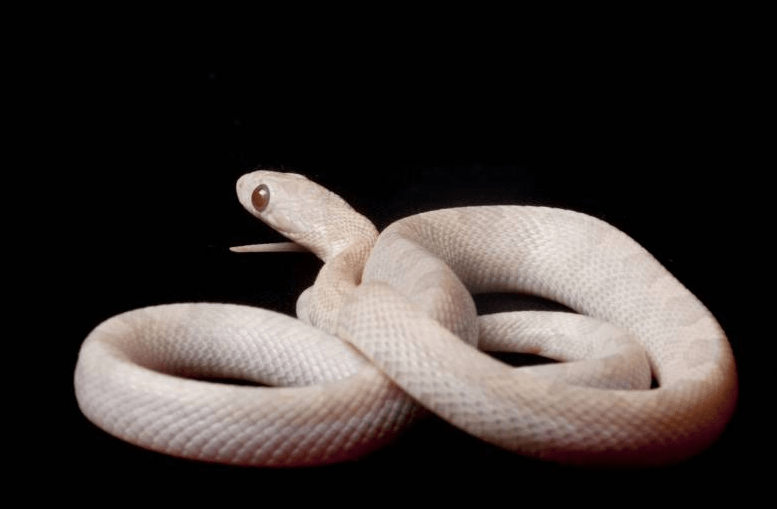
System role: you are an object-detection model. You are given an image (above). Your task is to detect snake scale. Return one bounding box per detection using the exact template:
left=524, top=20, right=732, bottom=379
left=74, top=170, right=737, bottom=467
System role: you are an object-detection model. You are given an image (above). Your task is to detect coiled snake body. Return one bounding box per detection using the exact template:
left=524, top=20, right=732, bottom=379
left=74, top=171, right=737, bottom=466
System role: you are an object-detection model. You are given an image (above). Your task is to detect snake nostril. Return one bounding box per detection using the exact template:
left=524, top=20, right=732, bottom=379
left=252, top=184, right=270, bottom=211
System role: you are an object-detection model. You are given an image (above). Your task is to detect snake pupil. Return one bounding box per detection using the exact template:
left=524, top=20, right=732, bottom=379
left=251, top=184, right=270, bottom=211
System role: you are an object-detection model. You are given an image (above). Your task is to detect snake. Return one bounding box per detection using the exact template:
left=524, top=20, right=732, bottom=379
left=74, top=170, right=738, bottom=467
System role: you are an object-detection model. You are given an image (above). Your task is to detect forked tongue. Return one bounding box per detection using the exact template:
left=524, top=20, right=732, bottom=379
left=229, top=242, right=309, bottom=253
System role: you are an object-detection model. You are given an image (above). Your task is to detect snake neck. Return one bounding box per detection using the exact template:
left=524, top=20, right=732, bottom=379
left=297, top=217, right=379, bottom=334
left=276, top=186, right=379, bottom=263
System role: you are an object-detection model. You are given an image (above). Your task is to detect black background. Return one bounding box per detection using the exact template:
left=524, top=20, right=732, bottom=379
left=33, top=66, right=759, bottom=499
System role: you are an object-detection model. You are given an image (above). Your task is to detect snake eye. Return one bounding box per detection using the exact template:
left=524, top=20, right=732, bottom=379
left=251, top=184, right=270, bottom=212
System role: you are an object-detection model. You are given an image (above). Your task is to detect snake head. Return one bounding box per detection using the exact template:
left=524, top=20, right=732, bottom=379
left=235, top=170, right=377, bottom=261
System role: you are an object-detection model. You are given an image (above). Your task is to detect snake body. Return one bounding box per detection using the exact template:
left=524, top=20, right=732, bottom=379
left=74, top=171, right=737, bottom=466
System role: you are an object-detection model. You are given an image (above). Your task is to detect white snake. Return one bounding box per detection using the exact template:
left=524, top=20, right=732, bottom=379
left=74, top=170, right=737, bottom=467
